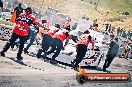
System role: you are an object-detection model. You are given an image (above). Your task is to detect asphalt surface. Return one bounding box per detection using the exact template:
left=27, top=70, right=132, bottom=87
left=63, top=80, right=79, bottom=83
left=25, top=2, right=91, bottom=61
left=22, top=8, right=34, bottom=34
left=0, top=40, right=132, bottom=87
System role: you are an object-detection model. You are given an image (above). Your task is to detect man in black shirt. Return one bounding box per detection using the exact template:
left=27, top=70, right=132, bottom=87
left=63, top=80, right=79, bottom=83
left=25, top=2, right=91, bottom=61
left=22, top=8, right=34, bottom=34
left=103, top=37, right=119, bottom=72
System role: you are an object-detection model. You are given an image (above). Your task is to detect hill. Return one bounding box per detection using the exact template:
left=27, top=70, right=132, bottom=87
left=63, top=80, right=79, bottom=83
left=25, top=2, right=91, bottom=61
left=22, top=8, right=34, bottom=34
left=21, top=0, right=132, bottom=30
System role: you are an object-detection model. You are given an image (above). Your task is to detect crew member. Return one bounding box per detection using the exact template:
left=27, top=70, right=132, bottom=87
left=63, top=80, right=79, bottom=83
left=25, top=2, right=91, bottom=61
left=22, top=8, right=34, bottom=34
left=37, top=24, right=60, bottom=59
left=71, top=30, right=94, bottom=71
left=0, top=7, right=45, bottom=63
left=47, top=27, right=71, bottom=64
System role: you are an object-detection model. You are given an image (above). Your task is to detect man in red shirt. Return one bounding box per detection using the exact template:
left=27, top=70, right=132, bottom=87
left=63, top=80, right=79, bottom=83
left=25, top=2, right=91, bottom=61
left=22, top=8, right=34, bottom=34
left=0, top=7, right=44, bottom=63
left=47, top=27, right=71, bottom=64
left=71, top=30, right=94, bottom=71
left=37, top=24, right=60, bottom=59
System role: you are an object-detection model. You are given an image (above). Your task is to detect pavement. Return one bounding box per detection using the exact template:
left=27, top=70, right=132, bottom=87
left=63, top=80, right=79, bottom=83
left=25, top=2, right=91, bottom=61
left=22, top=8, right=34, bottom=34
left=0, top=40, right=132, bottom=87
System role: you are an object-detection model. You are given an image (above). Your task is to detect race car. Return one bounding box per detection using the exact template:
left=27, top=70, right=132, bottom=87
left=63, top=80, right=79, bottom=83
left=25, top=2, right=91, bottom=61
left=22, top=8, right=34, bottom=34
left=61, top=39, right=105, bottom=67
left=80, top=47, right=104, bottom=67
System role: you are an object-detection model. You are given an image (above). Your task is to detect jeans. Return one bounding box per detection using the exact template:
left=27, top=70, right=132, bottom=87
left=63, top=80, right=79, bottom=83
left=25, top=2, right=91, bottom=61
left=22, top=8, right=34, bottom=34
left=103, top=53, right=116, bottom=70
left=11, top=39, right=20, bottom=49
left=25, top=29, right=37, bottom=51
left=47, top=38, right=63, bottom=60
left=73, top=44, right=87, bottom=68
left=37, top=34, right=52, bottom=58
left=1, top=32, right=27, bottom=60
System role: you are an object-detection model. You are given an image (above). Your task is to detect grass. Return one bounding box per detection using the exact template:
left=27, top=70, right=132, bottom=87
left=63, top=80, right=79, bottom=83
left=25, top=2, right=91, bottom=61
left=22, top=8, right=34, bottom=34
left=109, top=0, right=132, bottom=15
left=82, top=0, right=132, bottom=16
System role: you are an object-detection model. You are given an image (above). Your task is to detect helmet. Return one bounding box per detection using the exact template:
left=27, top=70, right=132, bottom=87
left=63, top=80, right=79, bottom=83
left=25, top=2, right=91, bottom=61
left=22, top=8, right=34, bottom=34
left=25, top=7, right=32, bottom=14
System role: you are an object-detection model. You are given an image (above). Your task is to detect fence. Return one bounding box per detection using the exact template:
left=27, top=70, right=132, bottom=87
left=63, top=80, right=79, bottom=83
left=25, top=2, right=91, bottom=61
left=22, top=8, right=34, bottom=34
left=0, top=24, right=13, bottom=40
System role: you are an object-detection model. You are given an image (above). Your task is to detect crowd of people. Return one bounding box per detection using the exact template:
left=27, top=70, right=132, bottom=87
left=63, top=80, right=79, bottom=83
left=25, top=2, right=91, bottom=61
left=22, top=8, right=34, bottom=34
left=105, top=24, right=131, bottom=41
left=0, top=1, right=131, bottom=72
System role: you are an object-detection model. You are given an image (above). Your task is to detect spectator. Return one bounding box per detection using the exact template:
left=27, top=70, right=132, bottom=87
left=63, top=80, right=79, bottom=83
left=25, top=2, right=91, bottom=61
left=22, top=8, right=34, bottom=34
left=117, top=27, right=120, bottom=36
left=108, top=24, right=111, bottom=33
left=120, top=28, right=123, bottom=36
left=127, top=30, right=131, bottom=40
left=124, top=41, right=131, bottom=59
left=122, top=29, right=127, bottom=38
left=105, top=24, right=109, bottom=32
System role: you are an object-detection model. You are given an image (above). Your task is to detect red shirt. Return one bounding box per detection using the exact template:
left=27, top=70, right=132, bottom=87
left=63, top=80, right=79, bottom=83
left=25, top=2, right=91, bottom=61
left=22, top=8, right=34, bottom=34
left=77, top=34, right=94, bottom=47
left=53, top=30, right=70, bottom=43
left=48, top=28, right=58, bottom=37
left=13, top=13, right=39, bottom=36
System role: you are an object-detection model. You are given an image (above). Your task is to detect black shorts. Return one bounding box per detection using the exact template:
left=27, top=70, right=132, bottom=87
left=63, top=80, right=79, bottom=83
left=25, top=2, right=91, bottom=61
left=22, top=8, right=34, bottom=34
left=0, top=2, right=3, bottom=7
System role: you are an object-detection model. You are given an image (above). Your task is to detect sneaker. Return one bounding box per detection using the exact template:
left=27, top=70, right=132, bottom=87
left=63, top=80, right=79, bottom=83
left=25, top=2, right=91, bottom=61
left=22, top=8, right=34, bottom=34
left=43, top=58, right=47, bottom=62
left=0, top=51, right=5, bottom=57
left=36, top=53, right=41, bottom=59
left=17, top=59, right=24, bottom=64
left=43, top=52, right=47, bottom=59
left=16, top=56, right=23, bottom=60
left=50, top=60, right=54, bottom=64
left=103, top=68, right=107, bottom=72
left=50, top=60, right=57, bottom=65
